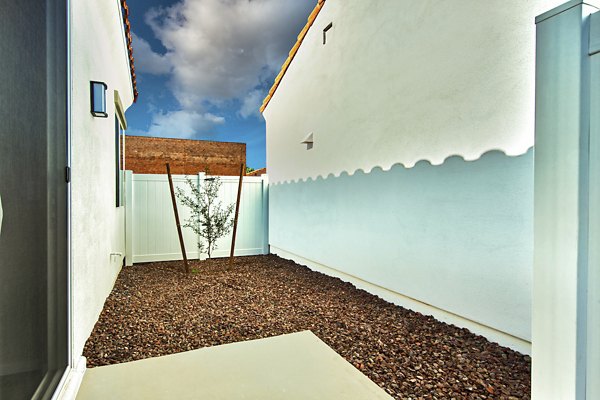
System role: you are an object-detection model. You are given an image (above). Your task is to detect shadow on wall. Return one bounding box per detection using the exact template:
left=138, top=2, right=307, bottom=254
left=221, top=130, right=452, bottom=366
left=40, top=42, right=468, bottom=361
left=275, top=149, right=534, bottom=184
left=269, top=148, right=534, bottom=342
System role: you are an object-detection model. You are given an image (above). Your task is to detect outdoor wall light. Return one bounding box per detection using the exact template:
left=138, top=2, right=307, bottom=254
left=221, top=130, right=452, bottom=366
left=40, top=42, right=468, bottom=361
left=90, top=81, right=108, bottom=117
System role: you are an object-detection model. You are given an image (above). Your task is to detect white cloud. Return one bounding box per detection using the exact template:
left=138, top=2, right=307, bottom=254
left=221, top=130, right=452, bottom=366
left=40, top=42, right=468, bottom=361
left=239, top=89, right=265, bottom=119
left=143, top=0, right=315, bottom=112
left=132, top=32, right=172, bottom=75
left=145, top=110, right=226, bottom=138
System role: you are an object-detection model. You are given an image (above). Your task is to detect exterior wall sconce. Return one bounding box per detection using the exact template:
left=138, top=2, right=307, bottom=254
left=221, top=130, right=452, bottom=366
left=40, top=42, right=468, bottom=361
left=90, top=81, right=108, bottom=117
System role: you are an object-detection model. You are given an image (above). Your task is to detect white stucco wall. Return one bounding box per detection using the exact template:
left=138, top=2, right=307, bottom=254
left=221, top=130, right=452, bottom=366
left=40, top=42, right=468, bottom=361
left=270, top=150, right=534, bottom=351
left=70, top=0, right=134, bottom=362
left=264, top=0, right=566, bottom=184
left=263, top=0, right=567, bottom=352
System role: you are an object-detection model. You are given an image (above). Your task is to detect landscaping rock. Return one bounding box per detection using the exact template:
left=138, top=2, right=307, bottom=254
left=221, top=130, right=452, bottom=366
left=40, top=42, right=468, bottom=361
left=83, top=255, right=531, bottom=399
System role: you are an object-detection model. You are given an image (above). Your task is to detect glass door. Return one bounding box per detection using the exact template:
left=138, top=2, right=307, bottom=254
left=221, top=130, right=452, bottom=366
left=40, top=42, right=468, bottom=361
left=0, top=0, right=69, bottom=398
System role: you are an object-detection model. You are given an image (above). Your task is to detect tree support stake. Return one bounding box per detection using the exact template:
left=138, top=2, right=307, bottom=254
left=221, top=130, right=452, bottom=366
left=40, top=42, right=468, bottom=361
left=230, top=163, right=244, bottom=265
left=166, top=163, right=189, bottom=273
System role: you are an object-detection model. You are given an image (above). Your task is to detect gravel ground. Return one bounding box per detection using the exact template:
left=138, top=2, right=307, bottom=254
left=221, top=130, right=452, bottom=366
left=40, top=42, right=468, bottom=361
left=83, top=255, right=530, bottom=399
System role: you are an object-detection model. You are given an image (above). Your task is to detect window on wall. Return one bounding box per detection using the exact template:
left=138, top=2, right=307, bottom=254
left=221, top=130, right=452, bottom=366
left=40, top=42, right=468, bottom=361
left=115, top=117, right=125, bottom=207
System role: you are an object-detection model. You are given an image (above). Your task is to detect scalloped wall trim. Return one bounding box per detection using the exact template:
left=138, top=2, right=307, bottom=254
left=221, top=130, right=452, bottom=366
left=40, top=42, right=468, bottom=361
left=269, top=149, right=533, bottom=340
left=271, top=146, right=534, bottom=185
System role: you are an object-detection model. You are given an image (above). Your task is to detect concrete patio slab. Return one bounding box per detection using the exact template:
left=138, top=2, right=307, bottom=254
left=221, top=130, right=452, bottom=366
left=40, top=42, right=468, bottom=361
left=76, top=330, right=392, bottom=399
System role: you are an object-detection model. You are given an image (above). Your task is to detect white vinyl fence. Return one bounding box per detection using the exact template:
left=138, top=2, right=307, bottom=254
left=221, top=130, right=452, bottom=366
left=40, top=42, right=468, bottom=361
left=125, top=171, right=268, bottom=265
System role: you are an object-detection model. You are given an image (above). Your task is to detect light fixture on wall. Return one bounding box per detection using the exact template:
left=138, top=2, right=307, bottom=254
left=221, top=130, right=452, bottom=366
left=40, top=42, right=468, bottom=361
left=90, top=81, right=108, bottom=117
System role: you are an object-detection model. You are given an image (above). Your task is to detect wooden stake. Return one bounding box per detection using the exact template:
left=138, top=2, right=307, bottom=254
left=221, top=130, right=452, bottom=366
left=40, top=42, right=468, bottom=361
left=166, top=163, right=189, bottom=273
left=230, top=163, right=244, bottom=265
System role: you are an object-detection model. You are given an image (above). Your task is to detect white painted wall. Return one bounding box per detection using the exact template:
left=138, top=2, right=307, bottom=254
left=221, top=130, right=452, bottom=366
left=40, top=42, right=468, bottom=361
left=127, top=173, right=268, bottom=263
left=269, top=149, right=534, bottom=352
left=70, top=0, right=134, bottom=363
left=264, top=0, right=567, bottom=184
left=263, top=0, right=570, bottom=352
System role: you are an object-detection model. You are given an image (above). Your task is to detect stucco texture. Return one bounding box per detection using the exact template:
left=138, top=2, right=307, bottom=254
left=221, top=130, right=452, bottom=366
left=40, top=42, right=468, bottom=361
left=264, top=0, right=566, bottom=184
left=262, top=0, right=570, bottom=351
left=70, top=0, right=134, bottom=362
left=269, top=150, right=534, bottom=342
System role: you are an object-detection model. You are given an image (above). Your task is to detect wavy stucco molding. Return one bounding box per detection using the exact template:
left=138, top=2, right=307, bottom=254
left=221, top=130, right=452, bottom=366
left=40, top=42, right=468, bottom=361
left=271, top=146, right=534, bottom=185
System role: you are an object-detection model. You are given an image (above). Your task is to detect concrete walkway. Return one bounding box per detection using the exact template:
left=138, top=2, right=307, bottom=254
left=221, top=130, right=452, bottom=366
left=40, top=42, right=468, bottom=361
left=77, top=331, right=392, bottom=399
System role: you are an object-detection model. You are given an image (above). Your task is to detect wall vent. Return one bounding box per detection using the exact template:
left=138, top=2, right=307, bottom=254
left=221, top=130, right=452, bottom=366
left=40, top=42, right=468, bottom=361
left=301, top=133, right=314, bottom=150
left=323, top=22, right=333, bottom=44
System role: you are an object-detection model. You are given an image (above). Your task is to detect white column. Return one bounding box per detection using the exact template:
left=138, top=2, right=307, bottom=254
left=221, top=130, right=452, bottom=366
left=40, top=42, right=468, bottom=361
left=125, top=170, right=133, bottom=266
left=533, top=1, right=600, bottom=399
left=261, top=174, right=269, bottom=255
left=198, top=172, right=207, bottom=261
left=586, top=11, right=600, bottom=400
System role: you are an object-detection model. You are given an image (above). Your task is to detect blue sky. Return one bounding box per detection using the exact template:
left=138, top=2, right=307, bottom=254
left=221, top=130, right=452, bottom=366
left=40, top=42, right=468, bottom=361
left=125, top=0, right=315, bottom=169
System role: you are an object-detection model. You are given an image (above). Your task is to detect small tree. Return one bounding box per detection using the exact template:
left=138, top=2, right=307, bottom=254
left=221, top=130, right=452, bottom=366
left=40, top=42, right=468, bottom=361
left=176, top=176, right=234, bottom=259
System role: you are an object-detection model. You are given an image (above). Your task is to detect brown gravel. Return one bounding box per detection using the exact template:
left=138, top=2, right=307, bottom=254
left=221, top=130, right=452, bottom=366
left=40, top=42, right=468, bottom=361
left=83, top=255, right=530, bottom=399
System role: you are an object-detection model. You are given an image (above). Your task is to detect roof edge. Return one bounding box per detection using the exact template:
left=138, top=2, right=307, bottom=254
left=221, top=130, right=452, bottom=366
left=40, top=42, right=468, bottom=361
left=121, top=0, right=138, bottom=102
left=259, top=0, right=325, bottom=113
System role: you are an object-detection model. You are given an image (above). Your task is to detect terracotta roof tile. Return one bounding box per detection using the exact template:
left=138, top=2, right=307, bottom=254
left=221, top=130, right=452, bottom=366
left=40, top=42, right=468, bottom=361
left=247, top=167, right=266, bottom=176
left=121, top=0, right=138, bottom=102
left=260, top=0, right=325, bottom=113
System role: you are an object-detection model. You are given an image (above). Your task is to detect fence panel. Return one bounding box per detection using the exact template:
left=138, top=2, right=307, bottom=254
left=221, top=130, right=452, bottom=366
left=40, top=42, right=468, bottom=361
left=125, top=172, right=268, bottom=264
